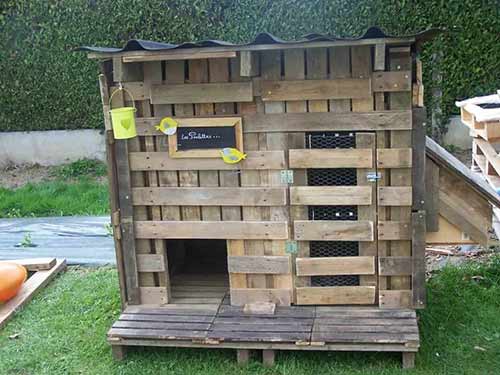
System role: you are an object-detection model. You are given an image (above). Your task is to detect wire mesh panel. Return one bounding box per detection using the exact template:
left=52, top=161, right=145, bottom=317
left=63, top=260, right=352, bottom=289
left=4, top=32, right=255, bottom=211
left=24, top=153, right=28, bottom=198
left=305, top=131, right=361, bottom=287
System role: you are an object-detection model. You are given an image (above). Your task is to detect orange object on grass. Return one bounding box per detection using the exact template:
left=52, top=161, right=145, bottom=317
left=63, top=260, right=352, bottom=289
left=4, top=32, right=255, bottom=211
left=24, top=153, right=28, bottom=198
left=0, top=263, right=27, bottom=302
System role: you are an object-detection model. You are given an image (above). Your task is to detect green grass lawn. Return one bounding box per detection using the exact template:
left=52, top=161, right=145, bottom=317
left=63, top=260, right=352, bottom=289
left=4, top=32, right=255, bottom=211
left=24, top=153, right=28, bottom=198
left=0, top=160, right=109, bottom=218
left=0, top=258, right=499, bottom=375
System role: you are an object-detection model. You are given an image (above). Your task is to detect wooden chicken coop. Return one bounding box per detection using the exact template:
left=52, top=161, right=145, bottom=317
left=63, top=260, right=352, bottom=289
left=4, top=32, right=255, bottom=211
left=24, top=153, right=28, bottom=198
left=84, top=27, right=440, bottom=368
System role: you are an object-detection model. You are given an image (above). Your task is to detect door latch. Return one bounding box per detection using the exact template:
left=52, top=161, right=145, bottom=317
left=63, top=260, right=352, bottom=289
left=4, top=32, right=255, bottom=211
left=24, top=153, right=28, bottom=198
left=366, top=172, right=381, bottom=182
left=280, top=170, right=294, bottom=184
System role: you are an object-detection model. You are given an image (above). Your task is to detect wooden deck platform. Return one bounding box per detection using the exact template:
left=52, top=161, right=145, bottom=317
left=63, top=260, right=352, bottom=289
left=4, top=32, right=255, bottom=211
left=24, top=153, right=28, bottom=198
left=108, top=302, right=420, bottom=368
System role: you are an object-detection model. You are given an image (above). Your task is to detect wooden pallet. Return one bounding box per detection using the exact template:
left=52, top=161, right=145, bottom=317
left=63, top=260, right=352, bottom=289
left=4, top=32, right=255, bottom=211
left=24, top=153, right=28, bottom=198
left=108, top=304, right=419, bottom=368
left=0, top=258, right=67, bottom=329
left=461, top=106, right=500, bottom=142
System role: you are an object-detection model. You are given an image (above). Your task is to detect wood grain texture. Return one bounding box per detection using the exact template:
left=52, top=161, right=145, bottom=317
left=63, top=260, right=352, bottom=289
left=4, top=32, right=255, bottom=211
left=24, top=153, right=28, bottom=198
left=294, top=220, right=374, bottom=241
left=230, top=289, right=292, bottom=306
left=296, top=256, right=375, bottom=276
left=290, top=186, right=372, bottom=206
left=377, top=148, right=412, bottom=168
left=150, top=82, right=253, bottom=104
left=378, top=221, right=411, bottom=240
left=135, top=221, right=289, bottom=240
left=378, top=187, right=413, bottom=206
left=228, top=256, right=291, bottom=274
left=296, top=286, right=376, bottom=305
left=378, top=257, right=412, bottom=276
left=289, top=149, right=373, bottom=168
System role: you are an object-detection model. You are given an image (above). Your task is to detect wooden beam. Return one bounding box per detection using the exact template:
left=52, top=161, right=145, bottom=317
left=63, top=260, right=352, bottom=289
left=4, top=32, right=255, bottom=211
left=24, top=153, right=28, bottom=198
left=132, top=187, right=286, bottom=206
left=377, top=187, right=412, bottom=206
left=136, top=254, right=166, bottom=273
left=290, top=186, right=372, bottom=206
left=379, top=290, right=411, bottom=308
left=135, top=221, right=289, bottom=240
left=376, top=148, right=412, bottom=168
left=378, top=257, right=412, bottom=276
left=228, top=256, right=291, bottom=274
left=296, top=256, right=375, bottom=276
left=240, top=51, right=259, bottom=77
left=372, top=71, right=411, bottom=92
left=261, top=78, right=371, bottom=101
left=412, top=211, right=426, bottom=308
left=0, top=258, right=56, bottom=271
left=289, top=149, right=373, bottom=169
left=123, top=50, right=237, bottom=63
left=294, top=220, right=374, bottom=241
left=129, top=151, right=286, bottom=171
left=296, top=286, right=376, bottom=305
left=135, top=111, right=413, bottom=135
left=230, top=289, right=292, bottom=306
left=378, top=221, right=411, bottom=240
left=150, top=82, right=253, bottom=104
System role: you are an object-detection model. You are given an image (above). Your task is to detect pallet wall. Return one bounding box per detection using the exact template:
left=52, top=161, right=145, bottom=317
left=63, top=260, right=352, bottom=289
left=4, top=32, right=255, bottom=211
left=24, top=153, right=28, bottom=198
left=100, top=41, right=426, bottom=309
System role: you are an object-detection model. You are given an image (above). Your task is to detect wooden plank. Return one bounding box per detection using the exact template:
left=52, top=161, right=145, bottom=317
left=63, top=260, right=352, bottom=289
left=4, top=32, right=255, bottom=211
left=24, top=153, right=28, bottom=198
left=356, top=133, right=377, bottom=288
left=377, top=187, right=412, bottom=206
left=372, top=71, right=411, bottom=92
left=115, top=139, right=141, bottom=304
left=140, top=287, right=169, bottom=304
left=425, top=157, right=440, bottom=231
left=129, top=150, right=285, bottom=171
left=289, top=149, right=373, bottom=169
left=412, top=108, right=427, bottom=210
left=228, top=256, right=291, bottom=274
left=296, top=256, right=375, bottom=276
left=351, top=45, right=373, bottom=112
left=230, top=289, right=292, bottom=306
left=113, top=320, right=211, bottom=331
left=150, top=82, right=253, bottom=104
left=137, top=254, right=165, bottom=273
left=378, top=257, right=412, bottom=276
left=379, top=290, right=411, bottom=309
left=329, top=46, right=351, bottom=112
left=294, top=220, right=374, bottom=241
left=123, top=50, right=237, bottom=63
left=290, top=186, right=372, bottom=206
left=306, top=47, right=329, bottom=112
left=378, top=221, right=411, bottom=240
left=296, top=286, right=376, bottom=305
left=261, top=79, right=371, bottom=101
left=0, top=258, right=56, bottom=271
left=412, top=211, right=426, bottom=308
left=312, top=331, right=418, bottom=344
left=240, top=51, right=259, bottom=77
left=425, top=215, right=475, bottom=245
left=136, top=111, right=413, bottom=135
left=376, top=148, right=412, bottom=168
left=135, top=221, right=289, bottom=240
left=132, top=187, right=286, bottom=206
left=0, top=259, right=66, bottom=329
left=374, top=43, right=386, bottom=71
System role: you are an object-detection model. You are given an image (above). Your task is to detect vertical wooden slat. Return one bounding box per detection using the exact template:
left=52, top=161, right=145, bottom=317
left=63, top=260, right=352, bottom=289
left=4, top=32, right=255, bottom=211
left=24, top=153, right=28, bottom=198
left=329, top=46, right=351, bottom=112
left=412, top=210, right=426, bottom=308
left=412, top=108, right=426, bottom=211
left=262, top=50, right=291, bottom=302
left=388, top=46, right=413, bottom=294
left=285, top=49, right=308, bottom=297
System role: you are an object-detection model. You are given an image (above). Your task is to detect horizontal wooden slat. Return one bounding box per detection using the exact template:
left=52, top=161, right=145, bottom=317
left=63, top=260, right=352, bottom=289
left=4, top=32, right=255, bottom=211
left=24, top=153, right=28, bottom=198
left=123, top=50, right=237, bottom=63
left=150, top=82, right=253, bottom=104
left=290, top=186, right=372, bottom=206
left=378, top=257, right=412, bottom=276
left=378, top=187, right=412, bottom=206
left=129, top=151, right=285, bottom=171
left=137, top=254, right=165, bottom=273
left=377, top=148, right=412, bottom=168
left=228, top=256, right=290, bottom=274
left=140, top=287, right=168, bottom=304
left=296, top=256, right=375, bottom=276
left=135, top=111, right=413, bottom=135
left=372, top=71, right=411, bottom=92
left=0, top=258, right=56, bottom=271
left=135, top=221, right=289, bottom=240
left=230, top=289, right=292, bottom=306
left=289, top=149, right=373, bottom=169
left=378, top=221, right=411, bottom=240
left=294, top=221, right=374, bottom=241
left=379, top=290, right=412, bottom=309
left=132, top=187, right=287, bottom=206
left=296, top=286, right=376, bottom=305
left=261, top=79, right=371, bottom=101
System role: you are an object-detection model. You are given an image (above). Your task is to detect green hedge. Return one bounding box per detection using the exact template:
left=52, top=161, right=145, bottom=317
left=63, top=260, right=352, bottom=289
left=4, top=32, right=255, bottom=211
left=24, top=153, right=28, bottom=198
left=1, top=0, right=499, bottom=135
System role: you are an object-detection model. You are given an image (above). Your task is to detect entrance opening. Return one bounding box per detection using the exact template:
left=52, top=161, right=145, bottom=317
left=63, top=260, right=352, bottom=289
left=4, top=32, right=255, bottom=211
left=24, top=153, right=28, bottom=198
left=166, top=239, right=229, bottom=305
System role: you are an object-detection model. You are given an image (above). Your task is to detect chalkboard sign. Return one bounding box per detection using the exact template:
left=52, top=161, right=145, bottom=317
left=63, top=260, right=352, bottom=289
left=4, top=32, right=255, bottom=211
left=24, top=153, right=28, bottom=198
left=177, top=126, right=236, bottom=150
left=168, top=117, right=244, bottom=158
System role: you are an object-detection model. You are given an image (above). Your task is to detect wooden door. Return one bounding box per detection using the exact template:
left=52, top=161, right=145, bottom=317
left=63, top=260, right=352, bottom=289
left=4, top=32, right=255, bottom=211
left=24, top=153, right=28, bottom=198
left=290, top=131, right=379, bottom=305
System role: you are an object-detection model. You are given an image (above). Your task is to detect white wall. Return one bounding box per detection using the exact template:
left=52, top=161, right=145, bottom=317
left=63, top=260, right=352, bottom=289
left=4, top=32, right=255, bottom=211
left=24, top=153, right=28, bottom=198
left=443, top=115, right=473, bottom=150
left=0, top=129, right=106, bottom=167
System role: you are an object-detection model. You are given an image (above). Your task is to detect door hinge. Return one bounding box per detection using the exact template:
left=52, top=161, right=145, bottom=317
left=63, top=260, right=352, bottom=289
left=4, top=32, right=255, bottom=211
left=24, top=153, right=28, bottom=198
left=285, top=240, right=298, bottom=254
left=280, top=170, right=294, bottom=184
left=366, top=171, right=382, bottom=182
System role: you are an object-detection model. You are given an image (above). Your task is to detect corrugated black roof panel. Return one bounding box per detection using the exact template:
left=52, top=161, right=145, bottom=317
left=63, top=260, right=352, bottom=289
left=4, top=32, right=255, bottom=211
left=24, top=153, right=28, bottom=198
left=78, top=26, right=441, bottom=54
